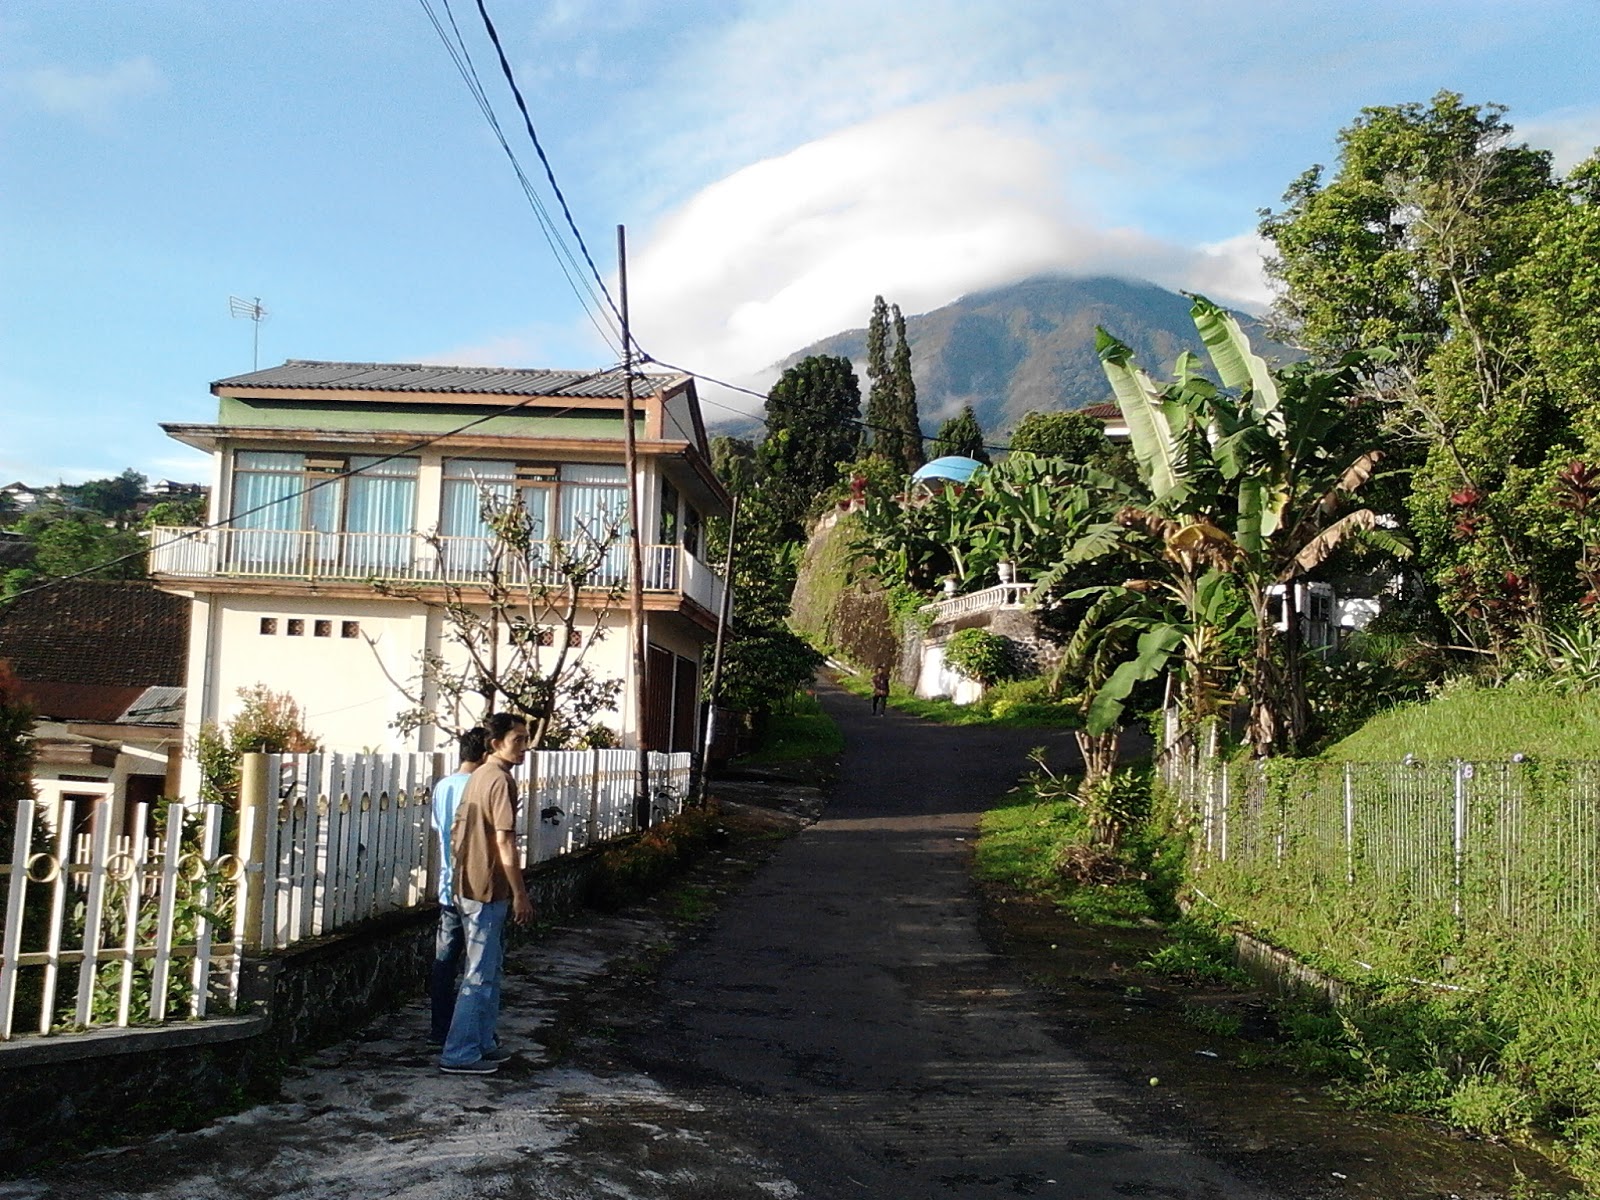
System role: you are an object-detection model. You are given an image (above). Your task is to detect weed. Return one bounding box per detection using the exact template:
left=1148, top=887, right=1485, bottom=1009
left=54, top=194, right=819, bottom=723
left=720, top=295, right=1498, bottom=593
left=1180, top=1003, right=1243, bottom=1039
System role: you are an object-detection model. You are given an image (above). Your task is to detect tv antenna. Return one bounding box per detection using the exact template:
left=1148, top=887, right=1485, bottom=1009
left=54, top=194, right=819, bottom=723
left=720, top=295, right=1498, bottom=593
left=228, top=295, right=268, bottom=370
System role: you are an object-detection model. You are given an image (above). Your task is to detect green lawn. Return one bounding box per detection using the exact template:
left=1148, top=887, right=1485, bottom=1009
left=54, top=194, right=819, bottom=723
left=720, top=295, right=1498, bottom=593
left=736, top=692, right=844, bottom=763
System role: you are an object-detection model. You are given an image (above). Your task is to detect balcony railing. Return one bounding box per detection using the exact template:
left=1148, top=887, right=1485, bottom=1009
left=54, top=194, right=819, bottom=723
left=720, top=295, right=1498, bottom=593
left=918, top=582, right=1034, bottom=624
left=147, top=526, right=727, bottom=615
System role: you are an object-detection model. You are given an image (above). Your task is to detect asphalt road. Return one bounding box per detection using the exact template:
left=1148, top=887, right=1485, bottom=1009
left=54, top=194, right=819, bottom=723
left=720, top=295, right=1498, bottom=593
left=617, top=681, right=1271, bottom=1200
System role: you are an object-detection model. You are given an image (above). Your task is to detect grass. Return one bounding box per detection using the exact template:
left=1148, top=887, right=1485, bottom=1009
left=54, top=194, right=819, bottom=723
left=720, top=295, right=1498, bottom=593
left=834, top=670, right=1080, bottom=728
left=1325, top=676, right=1600, bottom=761
left=973, top=771, right=1183, bottom=927
left=737, top=691, right=844, bottom=763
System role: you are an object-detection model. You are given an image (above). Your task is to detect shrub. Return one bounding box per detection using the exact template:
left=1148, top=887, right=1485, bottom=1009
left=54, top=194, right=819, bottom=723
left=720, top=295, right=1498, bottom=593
left=944, top=628, right=1019, bottom=685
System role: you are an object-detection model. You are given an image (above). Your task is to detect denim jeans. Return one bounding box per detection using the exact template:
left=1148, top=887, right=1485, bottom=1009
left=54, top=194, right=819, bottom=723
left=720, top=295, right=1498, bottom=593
left=439, top=897, right=508, bottom=1067
left=428, top=904, right=465, bottom=1043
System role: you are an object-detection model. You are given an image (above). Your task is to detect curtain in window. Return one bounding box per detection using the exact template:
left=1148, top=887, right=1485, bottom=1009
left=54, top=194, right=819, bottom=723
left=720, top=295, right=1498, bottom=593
left=231, top=451, right=304, bottom=571
left=346, top=456, right=417, bottom=573
left=560, top=464, right=628, bottom=585
left=441, top=460, right=513, bottom=578
left=232, top=452, right=302, bottom=530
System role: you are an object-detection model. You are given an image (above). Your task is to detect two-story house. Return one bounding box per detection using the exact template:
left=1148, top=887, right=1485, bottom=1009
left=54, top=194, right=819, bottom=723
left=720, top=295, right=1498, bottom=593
left=148, top=360, right=731, bottom=788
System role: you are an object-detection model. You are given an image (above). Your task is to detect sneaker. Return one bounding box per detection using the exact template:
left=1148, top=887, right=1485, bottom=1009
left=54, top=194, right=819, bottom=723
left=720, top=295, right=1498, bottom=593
left=482, top=1045, right=514, bottom=1063
left=439, top=1059, right=499, bottom=1075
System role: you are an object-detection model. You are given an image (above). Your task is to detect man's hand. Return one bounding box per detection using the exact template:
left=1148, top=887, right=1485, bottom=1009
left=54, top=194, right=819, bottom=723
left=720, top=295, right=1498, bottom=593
left=497, top=829, right=534, bottom=925
left=511, top=891, right=534, bottom=925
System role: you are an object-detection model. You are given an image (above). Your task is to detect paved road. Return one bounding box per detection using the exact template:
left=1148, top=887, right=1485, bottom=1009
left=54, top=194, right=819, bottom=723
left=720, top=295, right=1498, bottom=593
left=3, top=682, right=1280, bottom=1199
left=620, top=682, right=1269, bottom=1199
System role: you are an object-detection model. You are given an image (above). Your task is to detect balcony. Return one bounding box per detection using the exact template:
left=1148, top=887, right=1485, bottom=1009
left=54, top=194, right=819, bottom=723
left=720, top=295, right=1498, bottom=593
left=146, top=526, right=727, bottom=617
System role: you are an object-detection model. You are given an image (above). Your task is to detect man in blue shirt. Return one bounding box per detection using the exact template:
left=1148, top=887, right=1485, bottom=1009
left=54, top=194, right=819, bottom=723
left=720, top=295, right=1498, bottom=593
left=428, top=726, right=488, bottom=1044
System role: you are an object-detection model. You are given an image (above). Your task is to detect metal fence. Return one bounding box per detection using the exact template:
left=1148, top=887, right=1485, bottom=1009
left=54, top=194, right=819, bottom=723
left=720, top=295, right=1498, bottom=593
left=2, top=748, right=694, bottom=1041
left=1173, top=750, right=1600, bottom=968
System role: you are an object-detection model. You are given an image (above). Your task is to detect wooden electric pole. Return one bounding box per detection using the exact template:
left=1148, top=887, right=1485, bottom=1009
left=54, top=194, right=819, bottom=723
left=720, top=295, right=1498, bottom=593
left=618, top=225, right=651, bottom=828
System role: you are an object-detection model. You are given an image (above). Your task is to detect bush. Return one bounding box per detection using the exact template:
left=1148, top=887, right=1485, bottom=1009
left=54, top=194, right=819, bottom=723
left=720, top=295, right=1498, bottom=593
left=944, top=628, right=1019, bottom=685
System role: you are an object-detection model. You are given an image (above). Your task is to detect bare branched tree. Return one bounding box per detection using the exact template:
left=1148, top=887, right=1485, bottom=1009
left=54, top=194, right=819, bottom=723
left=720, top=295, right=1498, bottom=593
left=370, top=487, right=627, bottom=749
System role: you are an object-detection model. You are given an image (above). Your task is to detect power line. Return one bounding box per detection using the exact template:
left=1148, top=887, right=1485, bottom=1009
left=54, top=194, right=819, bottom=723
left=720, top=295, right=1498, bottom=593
left=0, top=366, right=627, bottom=619
left=418, top=0, right=622, bottom=357
left=468, top=0, right=625, bottom=334
left=423, top=3, right=1017, bottom=456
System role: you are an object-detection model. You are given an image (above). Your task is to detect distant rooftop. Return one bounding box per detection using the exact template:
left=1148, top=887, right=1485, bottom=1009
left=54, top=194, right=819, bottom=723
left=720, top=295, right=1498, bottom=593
left=213, top=360, right=688, bottom=401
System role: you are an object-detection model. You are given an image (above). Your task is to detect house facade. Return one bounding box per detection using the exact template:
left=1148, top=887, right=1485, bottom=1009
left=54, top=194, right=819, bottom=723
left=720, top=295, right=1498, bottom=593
left=148, top=360, right=731, bottom=791
left=0, top=580, right=187, bottom=839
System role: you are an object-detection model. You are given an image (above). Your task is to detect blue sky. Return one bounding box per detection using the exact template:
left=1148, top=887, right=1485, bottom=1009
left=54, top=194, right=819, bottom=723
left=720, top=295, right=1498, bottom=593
left=4, top=0, right=1598, bottom=485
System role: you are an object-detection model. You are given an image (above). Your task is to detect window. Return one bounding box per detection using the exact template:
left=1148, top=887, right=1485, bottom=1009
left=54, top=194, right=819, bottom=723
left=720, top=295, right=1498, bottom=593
left=314, top=620, right=332, bottom=637
left=439, top=459, right=628, bottom=582
left=259, top=617, right=278, bottom=635
left=228, top=451, right=417, bottom=574
left=342, top=621, right=361, bottom=639
left=287, top=619, right=304, bottom=636
left=659, top=479, right=680, bottom=546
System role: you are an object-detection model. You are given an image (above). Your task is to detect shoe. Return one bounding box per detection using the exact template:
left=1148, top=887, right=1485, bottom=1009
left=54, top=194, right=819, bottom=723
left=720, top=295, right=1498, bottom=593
left=482, top=1046, right=514, bottom=1063
left=439, top=1059, right=499, bottom=1075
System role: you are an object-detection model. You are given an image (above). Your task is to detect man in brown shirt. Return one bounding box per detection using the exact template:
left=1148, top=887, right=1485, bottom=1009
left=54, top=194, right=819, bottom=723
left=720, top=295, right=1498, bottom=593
left=438, top=713, right=534, bottom=1074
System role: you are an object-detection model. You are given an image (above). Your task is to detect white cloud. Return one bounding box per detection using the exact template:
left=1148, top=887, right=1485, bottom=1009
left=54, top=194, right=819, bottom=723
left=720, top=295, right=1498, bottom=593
left=625, top=96, right=1270, bottom=417
left=9, top=56, right=165, bottom=124
left=1519, top=105, right=1600, bottom=173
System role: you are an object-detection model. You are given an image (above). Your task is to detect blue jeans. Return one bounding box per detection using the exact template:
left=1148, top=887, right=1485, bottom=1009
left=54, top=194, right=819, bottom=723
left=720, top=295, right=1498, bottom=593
left=428, top=904, right=465, bottom=1042
left=439, top=897, right=508, bottom=1067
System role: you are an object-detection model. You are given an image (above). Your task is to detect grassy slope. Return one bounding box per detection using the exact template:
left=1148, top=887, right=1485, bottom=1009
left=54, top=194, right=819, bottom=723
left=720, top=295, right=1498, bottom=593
left=1325, top=679, right=1600, bottom=761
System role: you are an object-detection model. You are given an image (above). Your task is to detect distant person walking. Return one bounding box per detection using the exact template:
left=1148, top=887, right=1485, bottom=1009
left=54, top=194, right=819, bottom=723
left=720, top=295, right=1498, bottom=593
left=871, top=665, right=890, bottom=715
left=438, top=713, right=534, bottom=1075
left=427, top=726, right=488, bottom=1045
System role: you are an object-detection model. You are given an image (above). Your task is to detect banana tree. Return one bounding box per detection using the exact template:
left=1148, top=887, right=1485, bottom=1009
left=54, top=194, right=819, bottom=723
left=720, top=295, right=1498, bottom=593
left=1094, top=296, right=1409, bottom=755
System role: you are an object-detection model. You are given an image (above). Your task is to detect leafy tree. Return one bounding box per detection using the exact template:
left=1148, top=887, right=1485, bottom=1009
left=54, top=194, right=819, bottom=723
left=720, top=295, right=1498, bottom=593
left=862, top=296, right=924, bottom=472
left=1261, top=91, right=1572, bottom=656
left=11, top=507, right=146, bottom=583
left=373, top=490, right=626, bottom=749
left=933, top=405, right=989, bottom=463
left=863, top=296, right=899, bottom=465
left=705, top=455, right=823, bottom=719
left=191, top=685, right=320, bottom=820
left=762, top=355, right=862, bottom=536
left=69, top=469, right=147, bottom=529
left=1008, top=410, right=1110, bottom=463
left=141, top=496, right=208, bottom=528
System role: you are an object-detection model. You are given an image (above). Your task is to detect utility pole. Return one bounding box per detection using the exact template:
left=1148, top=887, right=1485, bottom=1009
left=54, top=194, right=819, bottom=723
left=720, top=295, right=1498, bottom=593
left=618, top=225, right=651, bottom=829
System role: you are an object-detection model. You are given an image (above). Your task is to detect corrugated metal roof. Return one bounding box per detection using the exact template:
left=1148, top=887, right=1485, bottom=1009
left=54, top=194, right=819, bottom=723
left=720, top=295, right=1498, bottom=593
left=118, top=685, right=186, bottom=726
left=213, top=360, right=686, bottom=400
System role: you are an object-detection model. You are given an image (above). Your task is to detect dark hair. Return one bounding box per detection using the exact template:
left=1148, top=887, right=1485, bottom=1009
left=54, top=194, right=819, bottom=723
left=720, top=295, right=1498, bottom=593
left=458, top=726, right=489, bottom=763
left=484, top=712, right=527, bottom=744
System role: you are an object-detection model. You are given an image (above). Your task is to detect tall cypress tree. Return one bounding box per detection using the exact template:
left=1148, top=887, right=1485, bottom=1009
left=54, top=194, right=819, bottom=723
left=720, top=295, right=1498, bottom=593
left=889, top=304, right=924, bottom=472
left=763, top=354, right=862, bottom=534
left=862, top=296, right=900, bottom=465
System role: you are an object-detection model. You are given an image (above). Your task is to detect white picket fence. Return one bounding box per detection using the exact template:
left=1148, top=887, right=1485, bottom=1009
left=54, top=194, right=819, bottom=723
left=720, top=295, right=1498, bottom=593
left=1, top=748, right=694, bottom=1041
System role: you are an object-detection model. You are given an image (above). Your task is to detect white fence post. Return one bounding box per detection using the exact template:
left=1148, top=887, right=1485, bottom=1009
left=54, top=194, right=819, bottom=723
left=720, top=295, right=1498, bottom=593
left=237, top=753, right=271, bottom=953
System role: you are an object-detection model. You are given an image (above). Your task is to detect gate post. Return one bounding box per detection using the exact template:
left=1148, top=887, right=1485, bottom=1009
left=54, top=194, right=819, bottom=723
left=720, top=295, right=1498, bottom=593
left=236, top=752, right=271, bottom=953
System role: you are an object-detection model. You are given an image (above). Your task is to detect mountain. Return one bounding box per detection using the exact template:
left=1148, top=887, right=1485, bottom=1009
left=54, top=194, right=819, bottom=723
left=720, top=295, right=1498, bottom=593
left=764, top=275, right=1283, bottom=440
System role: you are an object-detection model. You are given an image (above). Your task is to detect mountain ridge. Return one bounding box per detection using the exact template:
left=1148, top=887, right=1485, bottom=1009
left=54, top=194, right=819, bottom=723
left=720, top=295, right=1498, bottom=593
left=752, top=274, right=1281, bottom=440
